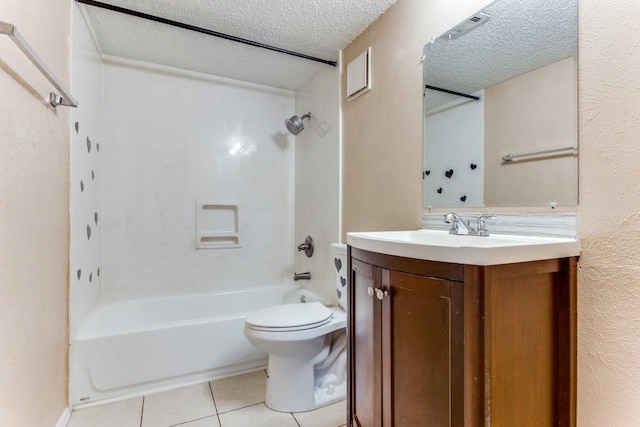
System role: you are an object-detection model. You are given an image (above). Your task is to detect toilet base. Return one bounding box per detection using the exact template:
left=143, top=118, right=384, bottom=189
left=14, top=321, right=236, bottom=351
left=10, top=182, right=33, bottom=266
left=265, top=358, right=346, bottom=413
left=264, top=332, right=347, bottom=413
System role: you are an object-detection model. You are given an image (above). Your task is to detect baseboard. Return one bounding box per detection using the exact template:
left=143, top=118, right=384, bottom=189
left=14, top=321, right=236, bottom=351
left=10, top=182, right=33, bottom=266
left=55, top=407, right=71, bottom=427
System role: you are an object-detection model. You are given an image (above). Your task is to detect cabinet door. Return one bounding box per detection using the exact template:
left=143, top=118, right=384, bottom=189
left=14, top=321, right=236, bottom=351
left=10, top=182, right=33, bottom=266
left=350, top=259, right=382, bottom=427
left=381, top=269, right=460, bottom=427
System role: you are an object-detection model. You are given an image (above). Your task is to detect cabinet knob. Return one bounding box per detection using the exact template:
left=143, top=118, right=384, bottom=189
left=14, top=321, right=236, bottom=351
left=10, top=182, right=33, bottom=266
left=376, top=288, right=388, bottom=300
left=367, top=287, right=375, bottom=297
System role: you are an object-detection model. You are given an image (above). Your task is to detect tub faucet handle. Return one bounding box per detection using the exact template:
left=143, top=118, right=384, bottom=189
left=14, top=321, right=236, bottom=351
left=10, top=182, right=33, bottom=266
left=297, top=236, right=314, bottom=258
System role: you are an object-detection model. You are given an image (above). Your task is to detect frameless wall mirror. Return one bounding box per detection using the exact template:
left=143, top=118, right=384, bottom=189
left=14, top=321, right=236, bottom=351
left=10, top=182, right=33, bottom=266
left=423, top=0, right=578, bottom=208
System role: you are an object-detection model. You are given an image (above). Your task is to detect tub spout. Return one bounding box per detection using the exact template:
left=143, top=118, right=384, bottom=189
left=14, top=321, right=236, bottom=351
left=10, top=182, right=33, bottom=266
left=294, top=272, right=311, bottom=281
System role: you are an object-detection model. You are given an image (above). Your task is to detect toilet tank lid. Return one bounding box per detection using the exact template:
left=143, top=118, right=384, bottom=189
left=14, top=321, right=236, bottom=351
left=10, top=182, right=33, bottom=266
left=331, top=243, right=346, bottom=255
left=245, top=301, right=332, bottom=329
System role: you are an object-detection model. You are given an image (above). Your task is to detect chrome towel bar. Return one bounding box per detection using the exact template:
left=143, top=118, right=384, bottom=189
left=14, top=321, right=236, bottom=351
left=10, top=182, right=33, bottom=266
left=502, top=146, right=577, bottom=163
left=0, top=20, right=78, bottom=107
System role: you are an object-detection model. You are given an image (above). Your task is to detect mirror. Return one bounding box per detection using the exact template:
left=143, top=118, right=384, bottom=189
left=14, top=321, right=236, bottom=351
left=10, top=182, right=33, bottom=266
left=423, top=0, right=578, bottom=208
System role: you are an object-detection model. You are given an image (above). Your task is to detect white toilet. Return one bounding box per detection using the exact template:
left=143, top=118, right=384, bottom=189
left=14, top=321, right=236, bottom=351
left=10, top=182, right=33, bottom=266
left=243, top=243, right=348, bottom=412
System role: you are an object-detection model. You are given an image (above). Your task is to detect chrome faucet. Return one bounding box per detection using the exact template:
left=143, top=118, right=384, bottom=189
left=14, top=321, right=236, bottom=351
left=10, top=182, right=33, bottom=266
left=294, top=272, right=311, bottom=281
left=444, top=213, right=496, bottom=236
left=444, top=212, right=470, bottom=235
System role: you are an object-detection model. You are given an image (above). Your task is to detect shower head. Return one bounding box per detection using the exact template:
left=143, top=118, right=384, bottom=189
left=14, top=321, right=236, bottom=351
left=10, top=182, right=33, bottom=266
left=285, top=112, right=311, bottom=135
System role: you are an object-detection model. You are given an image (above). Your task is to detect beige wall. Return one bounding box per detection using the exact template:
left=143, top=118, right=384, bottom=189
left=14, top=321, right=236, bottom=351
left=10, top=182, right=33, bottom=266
left=0, top=0, right=70, bottom=425
left=484, top=57, right=578, bottom=206
left=341, top=0, right=492, bottom=240
left=342, top=0, right=640, bottom=424
left=577, top=1, right=640, bottom=424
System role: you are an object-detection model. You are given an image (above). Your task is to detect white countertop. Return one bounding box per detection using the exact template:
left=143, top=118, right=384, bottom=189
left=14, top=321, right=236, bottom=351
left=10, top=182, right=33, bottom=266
left=347, top=229, right=580, bottom=266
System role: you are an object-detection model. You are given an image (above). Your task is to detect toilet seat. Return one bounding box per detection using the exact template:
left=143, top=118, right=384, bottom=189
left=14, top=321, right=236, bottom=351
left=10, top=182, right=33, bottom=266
left=245, top=302, right=333, bottom=332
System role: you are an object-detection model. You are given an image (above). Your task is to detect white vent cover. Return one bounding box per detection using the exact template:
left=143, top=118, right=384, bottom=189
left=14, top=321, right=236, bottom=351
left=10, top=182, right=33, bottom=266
left=346, top=47, right=372, bottom=101
left=447, top=12, right=492, bottom=39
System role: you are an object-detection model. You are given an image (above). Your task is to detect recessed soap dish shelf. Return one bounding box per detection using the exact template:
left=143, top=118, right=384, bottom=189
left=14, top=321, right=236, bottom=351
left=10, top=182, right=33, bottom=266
left=195, top=202, right=240, bottom=249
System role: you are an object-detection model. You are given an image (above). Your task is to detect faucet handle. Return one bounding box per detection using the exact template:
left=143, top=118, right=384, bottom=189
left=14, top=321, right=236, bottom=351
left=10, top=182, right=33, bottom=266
left=297, top=236, right=314, bottom=258
left=472, top=215, right=497, bottom=236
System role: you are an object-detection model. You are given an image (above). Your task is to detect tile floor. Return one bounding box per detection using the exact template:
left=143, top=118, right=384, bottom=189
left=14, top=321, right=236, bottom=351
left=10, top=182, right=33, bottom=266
left=66, top=370, right=347, bottom=427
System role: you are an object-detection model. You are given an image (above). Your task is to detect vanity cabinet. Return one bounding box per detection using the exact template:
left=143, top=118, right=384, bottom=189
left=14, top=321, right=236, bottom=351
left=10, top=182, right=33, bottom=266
left=347, top=247, right=577, bottom=427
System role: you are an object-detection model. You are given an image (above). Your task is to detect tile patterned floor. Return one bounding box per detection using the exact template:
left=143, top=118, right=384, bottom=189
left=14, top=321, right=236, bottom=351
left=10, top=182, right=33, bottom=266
left=66, top=370, right=347, bottom=427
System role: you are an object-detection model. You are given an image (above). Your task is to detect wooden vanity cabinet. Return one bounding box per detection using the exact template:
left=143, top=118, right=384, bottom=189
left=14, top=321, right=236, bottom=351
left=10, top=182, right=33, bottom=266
left=347, top=247, right=577, bottom=427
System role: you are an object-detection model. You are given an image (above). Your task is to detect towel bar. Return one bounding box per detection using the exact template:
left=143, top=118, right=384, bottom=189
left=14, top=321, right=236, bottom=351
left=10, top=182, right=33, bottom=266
left=0, top=20, right=77, bottom=107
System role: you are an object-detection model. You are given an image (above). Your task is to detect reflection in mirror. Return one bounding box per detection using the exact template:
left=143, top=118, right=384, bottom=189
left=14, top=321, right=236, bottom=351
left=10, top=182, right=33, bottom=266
left=423, top=0, right=578, bottom=208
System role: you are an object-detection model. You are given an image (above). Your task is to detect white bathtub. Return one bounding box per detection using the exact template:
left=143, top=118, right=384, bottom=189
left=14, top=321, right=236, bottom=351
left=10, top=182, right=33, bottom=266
left=70, top=286, right=313, bottom=406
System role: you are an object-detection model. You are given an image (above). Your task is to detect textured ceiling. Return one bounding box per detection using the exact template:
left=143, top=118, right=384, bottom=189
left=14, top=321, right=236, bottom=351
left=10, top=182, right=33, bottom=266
left=82, top=0, right=397, bottom=90
left=423, top=0, right=577, bottom=109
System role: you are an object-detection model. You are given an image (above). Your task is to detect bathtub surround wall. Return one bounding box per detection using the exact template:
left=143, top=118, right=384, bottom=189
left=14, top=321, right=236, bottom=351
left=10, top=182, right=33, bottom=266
left=69, top=10, right=337, bottom=409
left=70, top=3, right=104, bottom=340
left=0, top=0, right=71, bottom=425
left=342, top=0, right=640, bottom=424
left=294, top=66, right=342, bottom=305
left=101, top=58, right=296, bottom=300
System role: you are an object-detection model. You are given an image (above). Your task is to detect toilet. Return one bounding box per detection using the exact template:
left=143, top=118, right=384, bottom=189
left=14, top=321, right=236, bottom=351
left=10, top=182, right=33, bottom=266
left=243, top=243, right=348, bottom=413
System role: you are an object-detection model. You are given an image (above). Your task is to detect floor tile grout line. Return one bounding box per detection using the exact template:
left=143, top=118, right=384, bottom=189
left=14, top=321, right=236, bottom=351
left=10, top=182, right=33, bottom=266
left=168, top=414, right=219, bottom=427
left=208, top=381, right=222, bottom=427
left=208, top=381, right=219, bottom=414
left=139, top=396, right=145, bottom=427
left=216, top=401, right=269, bottom=415
left=291, top=411, right=302, bottom=427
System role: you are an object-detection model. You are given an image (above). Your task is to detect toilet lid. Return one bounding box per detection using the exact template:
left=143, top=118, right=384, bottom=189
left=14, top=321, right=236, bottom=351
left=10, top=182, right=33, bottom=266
left=245, top=302, right=333, bottom=329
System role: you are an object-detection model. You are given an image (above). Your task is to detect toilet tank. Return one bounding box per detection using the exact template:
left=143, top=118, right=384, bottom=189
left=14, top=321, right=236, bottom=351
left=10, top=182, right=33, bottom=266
left=331, top=243, right=347, bottom=310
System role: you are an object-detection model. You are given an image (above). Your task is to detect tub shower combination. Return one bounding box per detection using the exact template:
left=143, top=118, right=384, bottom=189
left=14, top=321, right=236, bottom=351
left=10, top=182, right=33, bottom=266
left=69, top=110, right=345, bottom=407
left=70, top=286, right=315, bottom=405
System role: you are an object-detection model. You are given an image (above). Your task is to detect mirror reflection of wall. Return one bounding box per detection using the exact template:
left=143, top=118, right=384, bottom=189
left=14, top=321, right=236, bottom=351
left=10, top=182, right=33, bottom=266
left=423, top=0, right=578, bottom=209
left=424, top=90, right=484, bottom=207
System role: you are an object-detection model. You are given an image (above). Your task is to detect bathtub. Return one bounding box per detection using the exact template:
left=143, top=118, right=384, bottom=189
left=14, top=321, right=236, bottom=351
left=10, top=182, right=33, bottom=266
left=70, top=286, right=314, bottom=406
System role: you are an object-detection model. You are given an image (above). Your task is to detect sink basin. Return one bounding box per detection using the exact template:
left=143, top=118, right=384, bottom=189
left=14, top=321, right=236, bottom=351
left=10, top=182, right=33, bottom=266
left=347, top=230, right=580, bottom=265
